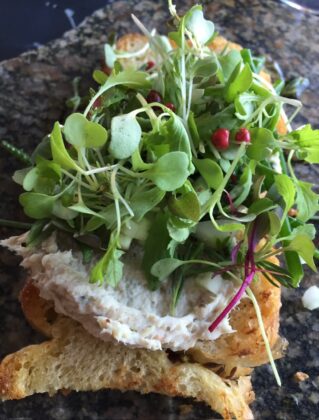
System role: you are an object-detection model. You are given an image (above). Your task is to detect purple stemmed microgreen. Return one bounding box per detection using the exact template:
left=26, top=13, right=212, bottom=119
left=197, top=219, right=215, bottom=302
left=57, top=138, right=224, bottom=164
left=224, top=190, right=237, bottom=215
left=209, top=222, right=257, bottom=332
left=231, top=239, right=243, bottom=264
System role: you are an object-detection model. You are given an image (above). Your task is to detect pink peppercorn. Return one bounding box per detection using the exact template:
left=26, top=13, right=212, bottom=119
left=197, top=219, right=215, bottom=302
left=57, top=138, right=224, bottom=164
left=235, top=128, right=251, bottom=143
left=211, top=128, right=230, bottom=150
left=146, top=90, right=163, bottom=104
left=165, top=102, right=176, bottom=112
left=146, top=60, right=155, bottom=70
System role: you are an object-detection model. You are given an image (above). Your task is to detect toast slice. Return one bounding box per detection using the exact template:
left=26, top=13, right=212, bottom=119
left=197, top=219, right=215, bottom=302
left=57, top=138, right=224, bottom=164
left=0, top=281, right=255, bottom=420
left=0, top=33, right=286, bottom=420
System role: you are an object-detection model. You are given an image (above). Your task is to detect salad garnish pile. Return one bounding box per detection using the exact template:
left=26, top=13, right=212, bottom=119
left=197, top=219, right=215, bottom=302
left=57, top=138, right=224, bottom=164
left=2, top=1, right=319, bottom=384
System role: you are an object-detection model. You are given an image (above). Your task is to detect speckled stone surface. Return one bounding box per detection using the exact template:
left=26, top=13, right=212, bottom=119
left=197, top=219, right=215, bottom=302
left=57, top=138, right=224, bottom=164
left=1, top=1, right=319, bottom=419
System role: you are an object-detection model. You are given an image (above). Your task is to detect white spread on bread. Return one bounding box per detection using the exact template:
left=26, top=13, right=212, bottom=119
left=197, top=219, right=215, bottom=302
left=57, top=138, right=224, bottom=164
left=2, top=233, right=236, bottom=351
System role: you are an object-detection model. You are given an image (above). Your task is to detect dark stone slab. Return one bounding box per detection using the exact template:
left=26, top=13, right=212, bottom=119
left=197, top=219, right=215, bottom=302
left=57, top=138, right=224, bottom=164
left=1, top=1, right=319, bottom=419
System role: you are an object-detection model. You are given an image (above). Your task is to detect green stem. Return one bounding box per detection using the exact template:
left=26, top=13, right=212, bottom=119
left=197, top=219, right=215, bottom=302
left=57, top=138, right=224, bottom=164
left=287, top=150, right=296, bottom=180
left=206, top=143, right=246, bottom=217
left=62, top=170, right=95, bottom=191
left=0, top=219, right=32, bottom=229
left=78, top=150, right=98, bottom=188
left=256, top=247, right=284, bottom=261
left=246, top=287, right=281, bottom=386
left=135, top=94, right=159, bottom=131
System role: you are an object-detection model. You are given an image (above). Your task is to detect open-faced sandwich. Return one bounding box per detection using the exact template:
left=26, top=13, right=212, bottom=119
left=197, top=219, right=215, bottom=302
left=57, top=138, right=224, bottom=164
left=1, top=2, right=319, bottom=419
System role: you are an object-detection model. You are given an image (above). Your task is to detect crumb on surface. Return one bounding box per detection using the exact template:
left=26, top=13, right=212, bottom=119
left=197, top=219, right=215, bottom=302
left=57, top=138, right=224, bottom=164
left=293, top=372, right=309, bottom=382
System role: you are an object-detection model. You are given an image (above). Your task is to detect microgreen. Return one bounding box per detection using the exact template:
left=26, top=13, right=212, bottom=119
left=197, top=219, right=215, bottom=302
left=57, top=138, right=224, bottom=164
left=144, top=151, right=190, bottom=191
left=90, top=231, right=124, bottom=286
left=64, top=113, right=108, bottom=149
left=274, top=174, right=295, bottom=222
left=294, top=180, right=319, bottom=222
left=184, top=5, right=215, bottom=46
left=7, top=1, right=319, bottom=376
left=110, top=113, right=142, bottom=159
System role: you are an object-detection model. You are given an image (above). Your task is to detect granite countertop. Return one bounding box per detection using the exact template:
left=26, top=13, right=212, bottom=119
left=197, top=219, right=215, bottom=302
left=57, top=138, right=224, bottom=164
left=1, top=1, right=319, bottom=419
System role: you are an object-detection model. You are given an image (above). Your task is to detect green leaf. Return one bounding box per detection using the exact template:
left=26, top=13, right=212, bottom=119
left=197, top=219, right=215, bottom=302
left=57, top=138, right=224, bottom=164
left=185, top=5, right=214, bottom=45
left=168, top=186, right=200, bottom=222
left=282, top=223, right=316, bottom=241
left=131, top=148, right=153, bottom=171
left=52, top=200, right=77, bottom=220
left=36, top=158, right=62, bottom=180
left=104, top=69, right=151, bottom=90
left=86, top=69, right=151, bottom=116
left=231, top=163, right=254, bottom=207
left=144, top=152, right=190, bottom=192
left=80, top=245, right=94, bottom=264
left=289, top=125, right=319, bottom=164
left=213, top=219, right=245, bottom=233
left=287, top=234, right=317, bottom=271
left=68, top=202, right=108, bottom=220
left=90, top=233, right=124, bottom=287
left=193, top=158, right=223, bottom=190
left=151, top=258, right=185, bottom=281
left=192, top=56, right=218, bottom=77
left=280, top=217, right=304, bottom=287
left=169, top=215, right=196, bottom=229
left=26, top=220, right=51, bottom=247
left=234, top=93, right=256, bottom=120
left=225, top=63, right=253, bottom=102
left=161, top=114, right=192, bottom=164
left=50, top=122, right=81, bottom=171
left=104, top=43, right=117, bottom=68
left=109, top=113, right=142, bottom=159
left=167, top=222, right=190, bottom=243
left=23, top=158, right=62, bottom=195
left=295, top=180, right=319, bottom=222
left=85, top=204, right=119, bottom=232
left=170, top=270, right=185, bottom=315
left=217, top=50, right=242, bottom=83
left=12, top=167, right=31, bottom=186
left=248, top=197, right=275, bottom=215
left=268, top=211, right=282, bottom=236
left=241, top=48, right=265, bottom=73
left=130, top=187, right=165, bottom=221
left=274, top=174, right=295, bottom=220
left=247, top=128, right=274, bottom=161
left=64, top=113, right=108, bottom=148
left=168, top=30, right=182, bottom=48
left=188, top=111, right=200, bottom=149
left=195, top=105, right=238, bottom=138
left=19, top=192, right=56, bottom=219
left=31, top=135, right=52, bottom=163
left=142, top=213, right=170, bottom=290
left=194, top=220, right=235, bottom=249
left=92, top=69, right=108, bottom=85
left=22, top=168, right=38, bottom=191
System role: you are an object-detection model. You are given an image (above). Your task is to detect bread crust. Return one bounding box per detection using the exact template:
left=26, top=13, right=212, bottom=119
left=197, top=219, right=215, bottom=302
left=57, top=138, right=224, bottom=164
left=192, top=258, right=285, bottom=368
left=0, top=281, right=254, bottom=419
